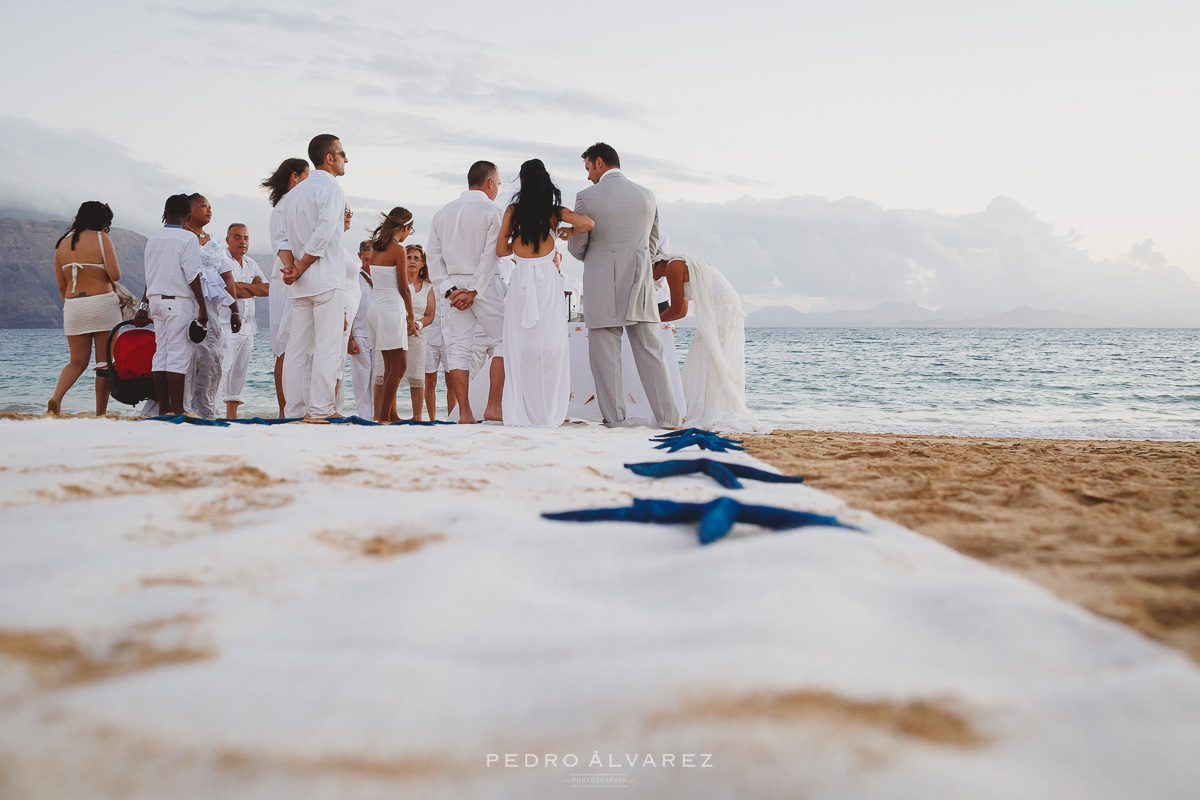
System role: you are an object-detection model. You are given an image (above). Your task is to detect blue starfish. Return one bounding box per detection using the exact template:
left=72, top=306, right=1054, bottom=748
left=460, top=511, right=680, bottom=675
left=543, top=497, right=860, bottom=545
left=624, top=459, right=805, bottom=489
left=652, top=431, right=746, bottom=453
left=652, top=427, right=745, bottom=443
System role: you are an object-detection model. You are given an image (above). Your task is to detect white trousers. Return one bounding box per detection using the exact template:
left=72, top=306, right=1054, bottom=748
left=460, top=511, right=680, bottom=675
left=349, top=334, right=373, bottom=418
left=222, top=329, right=254, bottom=404
left=445, top=289, right=504, bottom=371
left=283, top=288, right=345, bottom=419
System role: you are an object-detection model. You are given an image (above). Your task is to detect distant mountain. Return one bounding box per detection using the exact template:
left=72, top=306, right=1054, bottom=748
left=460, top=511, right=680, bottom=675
left=0, top=218, right=147, bottom=328
left=0, top=217, right=271, bottom=329
left=746, top=301, right=1198, bottom=328
left=746, top=301, right=964, bottom=328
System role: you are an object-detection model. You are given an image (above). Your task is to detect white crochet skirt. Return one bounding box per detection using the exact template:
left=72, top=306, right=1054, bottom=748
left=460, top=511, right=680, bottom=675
left=63, top=293, right=122, bottom=336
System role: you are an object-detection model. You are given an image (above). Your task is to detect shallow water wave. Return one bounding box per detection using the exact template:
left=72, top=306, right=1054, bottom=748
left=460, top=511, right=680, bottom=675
left=3, top=327, right=1197, bottom=439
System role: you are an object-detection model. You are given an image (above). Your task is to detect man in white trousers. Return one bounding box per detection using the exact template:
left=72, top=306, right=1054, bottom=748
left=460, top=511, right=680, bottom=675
left=426, top=160, right=504, bottom=424
left=219, top=223, right=265, bottom=419
left=278, top=134, right=348, bottom=419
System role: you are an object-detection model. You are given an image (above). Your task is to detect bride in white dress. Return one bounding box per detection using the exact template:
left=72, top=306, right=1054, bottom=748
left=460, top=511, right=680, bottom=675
left=496, top=159, right=594, bottom=427
left=653, top=253, right=771, bottom=434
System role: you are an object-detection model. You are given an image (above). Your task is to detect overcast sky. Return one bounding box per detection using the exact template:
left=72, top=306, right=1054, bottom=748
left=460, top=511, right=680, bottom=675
left=2, top=0, right=1197, bottom=315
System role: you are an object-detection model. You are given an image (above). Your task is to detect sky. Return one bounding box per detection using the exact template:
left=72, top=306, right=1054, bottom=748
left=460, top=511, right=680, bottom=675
left=2, top=0, right=1198, bottom=316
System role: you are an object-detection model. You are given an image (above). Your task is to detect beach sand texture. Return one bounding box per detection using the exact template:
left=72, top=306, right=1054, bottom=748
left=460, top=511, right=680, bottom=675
left=0, top=418, right=1198, bottom=798
left=745, top=432, right=1200, bottom=662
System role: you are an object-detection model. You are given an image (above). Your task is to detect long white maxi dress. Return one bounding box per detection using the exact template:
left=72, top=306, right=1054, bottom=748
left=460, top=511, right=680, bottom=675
left=501, top=251, right=570, bottom=427
left=187, top=239, right=232, bottom=418
left=659, top=253, right=771, bottom=434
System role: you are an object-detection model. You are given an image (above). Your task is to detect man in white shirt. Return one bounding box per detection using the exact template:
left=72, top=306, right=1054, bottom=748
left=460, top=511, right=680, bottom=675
left=426, top=160, right=504, bottom=424
left=136, top=194, right=206, bottom=415
left=219, top=223, right=265, bottom=419
left=278, top=134, right=348, bottom=419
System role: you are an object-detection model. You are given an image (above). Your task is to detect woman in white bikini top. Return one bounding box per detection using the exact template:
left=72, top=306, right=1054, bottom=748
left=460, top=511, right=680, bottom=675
left=49, top=201, right=123, bottom=416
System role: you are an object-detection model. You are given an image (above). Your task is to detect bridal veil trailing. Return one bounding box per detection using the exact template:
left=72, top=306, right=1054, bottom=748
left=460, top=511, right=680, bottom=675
left=657, top=253, right=772, bottom=434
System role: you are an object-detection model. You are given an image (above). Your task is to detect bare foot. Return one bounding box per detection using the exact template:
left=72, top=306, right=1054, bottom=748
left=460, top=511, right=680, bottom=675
left=483, top=406, right=503, bottom=422
left=458, top=415, right=478, bottom=424
left=46, top=399, right=60, bottom=416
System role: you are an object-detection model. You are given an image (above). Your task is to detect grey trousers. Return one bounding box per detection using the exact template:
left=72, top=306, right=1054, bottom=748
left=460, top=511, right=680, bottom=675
left=587, top=322, right=681, bottom=427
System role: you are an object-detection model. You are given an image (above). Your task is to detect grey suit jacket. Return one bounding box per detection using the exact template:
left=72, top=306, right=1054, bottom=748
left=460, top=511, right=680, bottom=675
left=567, top=171, right=661, bottom=329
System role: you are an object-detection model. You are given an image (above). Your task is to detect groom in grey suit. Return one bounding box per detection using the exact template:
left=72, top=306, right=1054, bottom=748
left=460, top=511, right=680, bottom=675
left=565, top=143, right=681, bottom=427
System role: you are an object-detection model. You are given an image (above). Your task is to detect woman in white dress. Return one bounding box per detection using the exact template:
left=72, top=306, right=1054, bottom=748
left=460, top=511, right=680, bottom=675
left=404, top=244, right=436, bottom=420
left=260, top=157, right=308, bottom=417
left=365, top=208, right=417, bottom=422
left=654, top=253, right=771, bottom=434
left=496, top=159, right=593, bottom=427
left=184, top=193, right=240, bottom=419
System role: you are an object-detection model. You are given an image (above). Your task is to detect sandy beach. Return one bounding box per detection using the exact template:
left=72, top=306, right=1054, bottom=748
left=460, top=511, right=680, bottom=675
left=1, top=416, right=1199, bottom=798
left=745, top=431, right=1200, bottom=662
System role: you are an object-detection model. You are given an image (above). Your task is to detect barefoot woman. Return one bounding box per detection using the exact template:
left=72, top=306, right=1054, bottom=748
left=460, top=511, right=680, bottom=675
left=49, top=201, right=124, bottom=415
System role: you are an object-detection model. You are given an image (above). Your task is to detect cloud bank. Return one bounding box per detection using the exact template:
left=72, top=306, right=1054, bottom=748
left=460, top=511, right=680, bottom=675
left=659, top=195, right=1200, bottom=319
left=4, top=114, right=1196, bottom=323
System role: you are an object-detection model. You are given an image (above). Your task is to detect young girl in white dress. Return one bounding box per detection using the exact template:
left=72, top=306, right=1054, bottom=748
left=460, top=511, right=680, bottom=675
left=365, top=208, right=417, bottom=422
left=404, top=244, right=436, bottom=420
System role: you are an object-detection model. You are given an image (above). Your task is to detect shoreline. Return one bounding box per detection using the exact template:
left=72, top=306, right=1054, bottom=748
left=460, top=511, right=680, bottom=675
left=744, top=429, right=1200, bottom=662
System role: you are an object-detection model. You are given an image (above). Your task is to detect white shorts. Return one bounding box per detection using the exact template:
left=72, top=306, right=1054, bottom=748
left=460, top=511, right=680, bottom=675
left=269, top=273, right=291, bottom=358
left=445, top=290, right=503, bottom=371
left=424, top=336, right=445, bottom=374
left=150, top=296, right=198, bottom=374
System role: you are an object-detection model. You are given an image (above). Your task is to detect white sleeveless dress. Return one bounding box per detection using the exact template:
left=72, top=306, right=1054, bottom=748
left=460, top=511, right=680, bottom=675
left=404, top=281, right=430, bottom=387
left=501, top=251, right=570, bottom=427
left=367, top=265, right=408, bottom=352
left=663, top=253, right=771, bottom=434
left=368, top=265, right=408, bottom=385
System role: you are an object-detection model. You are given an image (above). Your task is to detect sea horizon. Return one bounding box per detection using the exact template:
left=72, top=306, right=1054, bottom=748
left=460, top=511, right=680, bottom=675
left=3, top=326, right=1197, bottom=441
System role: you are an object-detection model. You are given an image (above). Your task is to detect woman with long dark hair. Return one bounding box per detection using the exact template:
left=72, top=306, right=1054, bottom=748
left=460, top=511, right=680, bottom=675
left=496, top=159, right=593, bottom=426
left=48, top=201, right=123, bottom=415
left=366, top=207, right=417, bottom=422
left=261, top=157, right=309, bottom=417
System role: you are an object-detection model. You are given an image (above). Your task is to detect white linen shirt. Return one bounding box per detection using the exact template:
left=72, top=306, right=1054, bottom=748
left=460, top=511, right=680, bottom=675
left=144, top=225, right=202, bottom=298
left=277, top=170, right=346, bottom=298
left=426, top=189, right=502, bottom=298
left=351, top=270, right=372, bottom=338
left=219, top=247, right=265, bottom=333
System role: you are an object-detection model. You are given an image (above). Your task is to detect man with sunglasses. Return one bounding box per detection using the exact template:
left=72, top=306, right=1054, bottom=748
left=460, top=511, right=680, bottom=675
left=276, top=134, right=348, bottom=419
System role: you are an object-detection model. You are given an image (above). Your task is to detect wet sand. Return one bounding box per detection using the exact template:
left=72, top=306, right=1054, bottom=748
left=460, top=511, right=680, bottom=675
left=744, top=431, right=1200, bottom=662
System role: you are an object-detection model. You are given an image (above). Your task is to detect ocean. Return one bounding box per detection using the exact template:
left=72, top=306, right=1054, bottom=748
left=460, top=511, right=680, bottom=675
left=2, top=327, right=1197, bottom=440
